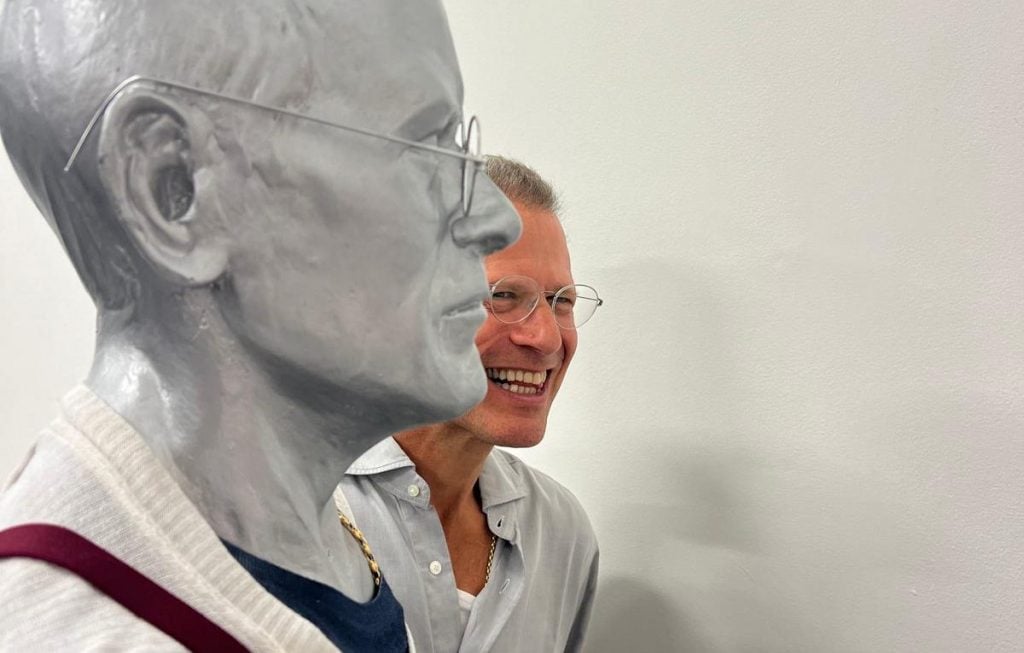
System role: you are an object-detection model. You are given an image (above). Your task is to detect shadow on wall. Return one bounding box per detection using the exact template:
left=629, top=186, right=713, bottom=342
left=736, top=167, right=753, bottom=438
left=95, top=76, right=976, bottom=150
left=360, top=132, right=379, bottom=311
left=622, top=433, right=766, bottom=553
left=575, top=257, right=774, bottom=652
left=584, top=256, right=768, bottom=553
left=585, top=575, right=703, bottom=653
left=580, top=434, right=768, bottom=653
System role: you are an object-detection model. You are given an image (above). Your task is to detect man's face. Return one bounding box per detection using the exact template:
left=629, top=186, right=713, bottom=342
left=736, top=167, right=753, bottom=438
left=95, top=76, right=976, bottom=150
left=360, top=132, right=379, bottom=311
left=452, top=202, right=578, bottom=447
left=215, top=1, right=521, bottom=426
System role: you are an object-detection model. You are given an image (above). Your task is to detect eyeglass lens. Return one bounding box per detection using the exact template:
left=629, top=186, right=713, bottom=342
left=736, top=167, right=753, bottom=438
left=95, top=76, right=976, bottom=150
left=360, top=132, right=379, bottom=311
left=487, top=276, right=601, bottom=329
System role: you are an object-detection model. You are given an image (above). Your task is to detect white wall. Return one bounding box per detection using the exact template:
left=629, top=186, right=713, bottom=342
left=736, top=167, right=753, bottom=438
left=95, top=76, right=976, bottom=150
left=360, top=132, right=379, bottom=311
left=2, top=2, right=1022, bottom=651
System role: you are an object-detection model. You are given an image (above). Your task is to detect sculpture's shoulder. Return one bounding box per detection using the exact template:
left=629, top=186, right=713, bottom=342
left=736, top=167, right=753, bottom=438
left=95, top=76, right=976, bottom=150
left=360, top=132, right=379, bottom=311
left=0, top=556, right=183, bottom=651
left=0, top=428, right=75, bottom=528
left=1, top=392, right=150, bottom=532
left=0, top=422, right=183, bottom=650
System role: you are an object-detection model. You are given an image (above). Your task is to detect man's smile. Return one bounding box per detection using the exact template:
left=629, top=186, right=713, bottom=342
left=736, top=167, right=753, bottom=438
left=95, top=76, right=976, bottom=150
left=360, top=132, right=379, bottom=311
left=485, top=367, right=550, bottom=396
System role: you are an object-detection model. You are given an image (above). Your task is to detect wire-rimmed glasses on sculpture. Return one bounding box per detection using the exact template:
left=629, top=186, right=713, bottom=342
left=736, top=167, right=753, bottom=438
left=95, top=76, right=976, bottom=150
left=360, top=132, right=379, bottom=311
left=62, top=74, right=485, bottom=218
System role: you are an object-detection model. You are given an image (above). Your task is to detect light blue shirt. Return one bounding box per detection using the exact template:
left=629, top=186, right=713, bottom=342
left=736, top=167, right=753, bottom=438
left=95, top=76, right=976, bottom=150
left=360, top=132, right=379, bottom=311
left=339, top=437, right=599, bottom=653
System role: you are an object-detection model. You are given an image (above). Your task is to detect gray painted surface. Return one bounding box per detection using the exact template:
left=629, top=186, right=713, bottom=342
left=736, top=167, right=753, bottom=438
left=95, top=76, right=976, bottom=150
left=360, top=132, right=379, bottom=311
left=0, top=0, right=519, bottom=602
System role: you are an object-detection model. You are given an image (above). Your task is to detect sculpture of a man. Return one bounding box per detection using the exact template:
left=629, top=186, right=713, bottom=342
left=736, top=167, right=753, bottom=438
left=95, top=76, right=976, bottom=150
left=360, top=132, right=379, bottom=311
left=0, top=1, right=520, bottom=650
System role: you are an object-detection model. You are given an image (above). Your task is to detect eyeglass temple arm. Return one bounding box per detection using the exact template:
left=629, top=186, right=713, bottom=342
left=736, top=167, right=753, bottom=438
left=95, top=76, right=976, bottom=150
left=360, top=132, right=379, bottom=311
left=65, top=74, right=486, bottom=172
left=539, top=289, right=603, bottom=306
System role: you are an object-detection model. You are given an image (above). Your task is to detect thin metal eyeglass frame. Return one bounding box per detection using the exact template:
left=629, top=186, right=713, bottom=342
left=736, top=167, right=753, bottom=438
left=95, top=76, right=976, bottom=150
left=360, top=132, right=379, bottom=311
left=488, top=276, right=604, bottom=330
left=62, top=74, right=486, bottom=216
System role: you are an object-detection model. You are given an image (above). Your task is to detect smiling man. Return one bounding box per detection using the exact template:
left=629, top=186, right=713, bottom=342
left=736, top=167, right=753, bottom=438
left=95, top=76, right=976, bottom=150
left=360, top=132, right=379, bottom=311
left=0, top=1, right=519, bottom=650
left=341, top=156, right=601, bottom=652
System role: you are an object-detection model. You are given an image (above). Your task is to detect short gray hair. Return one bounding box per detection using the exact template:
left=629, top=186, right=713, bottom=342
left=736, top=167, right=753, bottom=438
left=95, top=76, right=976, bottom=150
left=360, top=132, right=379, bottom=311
left=484, top=155, right=560, bottom=214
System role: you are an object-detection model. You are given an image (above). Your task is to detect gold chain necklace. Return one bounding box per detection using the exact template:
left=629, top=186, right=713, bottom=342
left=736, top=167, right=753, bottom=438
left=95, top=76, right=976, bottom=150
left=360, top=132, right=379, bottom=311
left=484, top=533, right=498, bottom=584
left=339, top=512, right=499, bottom=589
left=337, top=512, right=382, bottom=588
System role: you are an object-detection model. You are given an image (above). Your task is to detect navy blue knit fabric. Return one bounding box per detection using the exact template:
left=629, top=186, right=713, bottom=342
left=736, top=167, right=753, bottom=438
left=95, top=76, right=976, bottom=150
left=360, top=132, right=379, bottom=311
left=224, top=540, right=408, bottom=652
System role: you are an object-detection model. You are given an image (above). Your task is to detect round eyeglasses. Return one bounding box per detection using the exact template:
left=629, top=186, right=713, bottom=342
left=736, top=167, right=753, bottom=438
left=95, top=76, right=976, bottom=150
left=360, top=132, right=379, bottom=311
left=486, top=275, right=603, bottom=330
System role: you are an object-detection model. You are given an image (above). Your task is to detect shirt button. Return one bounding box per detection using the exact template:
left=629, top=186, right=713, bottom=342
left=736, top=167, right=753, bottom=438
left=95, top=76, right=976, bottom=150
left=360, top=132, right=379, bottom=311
left=428, top=560, right=442, bottom=575
left=407, top=484, right=421, bottom=497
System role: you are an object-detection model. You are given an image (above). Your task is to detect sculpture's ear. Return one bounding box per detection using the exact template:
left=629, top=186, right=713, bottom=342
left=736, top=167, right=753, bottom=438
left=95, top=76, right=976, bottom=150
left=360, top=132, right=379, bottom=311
left=95, top=89, right=227, bottom=287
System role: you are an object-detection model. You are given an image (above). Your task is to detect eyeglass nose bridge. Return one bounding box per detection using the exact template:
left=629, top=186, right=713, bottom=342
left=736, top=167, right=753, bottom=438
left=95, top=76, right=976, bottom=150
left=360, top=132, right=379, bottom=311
left=500, top=294, right=562, bottom=335
left=544, top=289, right=595, bottom=330
left=504, top=292, right=543, bottom=325
left=529, top=291, right=563, bottom=327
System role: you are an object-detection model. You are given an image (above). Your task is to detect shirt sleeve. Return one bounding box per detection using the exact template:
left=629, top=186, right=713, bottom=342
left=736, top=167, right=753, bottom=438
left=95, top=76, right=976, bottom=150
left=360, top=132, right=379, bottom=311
left=564, top=546, right=600, bottom=653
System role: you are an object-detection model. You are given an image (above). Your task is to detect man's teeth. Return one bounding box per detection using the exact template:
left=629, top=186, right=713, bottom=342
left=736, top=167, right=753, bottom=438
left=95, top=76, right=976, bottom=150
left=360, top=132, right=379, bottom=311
left=501, top=383, right=538, bottom=395
left=486, top=368, right=547, bottom=395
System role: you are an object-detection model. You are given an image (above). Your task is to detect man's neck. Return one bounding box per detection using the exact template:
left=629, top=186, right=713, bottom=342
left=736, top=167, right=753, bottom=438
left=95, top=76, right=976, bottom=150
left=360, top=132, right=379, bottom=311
left=394, top=425, right=493, bottom=521
left=395, top=424, right=499, bottom=594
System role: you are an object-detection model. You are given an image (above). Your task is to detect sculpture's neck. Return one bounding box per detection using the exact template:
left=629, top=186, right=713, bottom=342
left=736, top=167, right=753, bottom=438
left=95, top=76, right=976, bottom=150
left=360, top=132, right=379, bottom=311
left=85, top=319, right=380, bottom=598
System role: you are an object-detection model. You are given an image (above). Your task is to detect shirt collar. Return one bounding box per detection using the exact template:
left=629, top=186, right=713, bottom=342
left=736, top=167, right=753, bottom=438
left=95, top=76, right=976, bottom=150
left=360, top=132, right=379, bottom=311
left=345, top=437, right=529, bottom=542
left=345, top=436, right=416, bottom=476
left=479, top=451, right=528, bottom=544
left=345, top=437, right=429, bottom=508
left=478, top=450, right=528, bottom=511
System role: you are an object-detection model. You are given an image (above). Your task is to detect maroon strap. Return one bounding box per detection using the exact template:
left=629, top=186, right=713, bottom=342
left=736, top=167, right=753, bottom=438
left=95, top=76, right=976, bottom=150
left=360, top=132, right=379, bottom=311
left=0, top=523, right=248, bottom=652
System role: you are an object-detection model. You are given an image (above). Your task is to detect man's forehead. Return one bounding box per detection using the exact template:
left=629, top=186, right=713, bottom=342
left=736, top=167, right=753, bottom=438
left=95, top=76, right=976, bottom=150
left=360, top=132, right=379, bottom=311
left=485, top=207, right=573, bottom=284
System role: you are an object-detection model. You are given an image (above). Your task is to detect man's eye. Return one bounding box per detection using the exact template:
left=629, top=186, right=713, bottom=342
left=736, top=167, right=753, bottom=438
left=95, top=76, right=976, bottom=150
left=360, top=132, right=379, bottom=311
left=487, top=291, right=520, bottom=314
left=551, top=295, right=575, bottom=313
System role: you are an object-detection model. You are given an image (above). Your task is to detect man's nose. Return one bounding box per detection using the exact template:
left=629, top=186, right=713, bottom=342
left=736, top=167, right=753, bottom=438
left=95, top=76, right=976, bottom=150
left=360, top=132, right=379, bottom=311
left=451, top=176, right=522, bottom=256
left=508, top=299, right=564, bottom=356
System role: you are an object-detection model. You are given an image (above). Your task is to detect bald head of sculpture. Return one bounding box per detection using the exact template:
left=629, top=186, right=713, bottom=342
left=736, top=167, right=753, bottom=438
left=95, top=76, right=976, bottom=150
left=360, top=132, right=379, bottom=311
left=0, top=0, right=522, bottom=425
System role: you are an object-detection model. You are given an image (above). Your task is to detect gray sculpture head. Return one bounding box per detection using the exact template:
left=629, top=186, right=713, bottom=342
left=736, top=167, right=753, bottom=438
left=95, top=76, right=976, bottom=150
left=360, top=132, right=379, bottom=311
left=0, top=0, right=522, bottom=426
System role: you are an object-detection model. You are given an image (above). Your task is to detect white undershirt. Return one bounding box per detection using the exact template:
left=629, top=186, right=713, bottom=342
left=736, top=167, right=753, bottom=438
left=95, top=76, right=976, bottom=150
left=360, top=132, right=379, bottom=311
left=457, top=589, right=476, bottom=637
